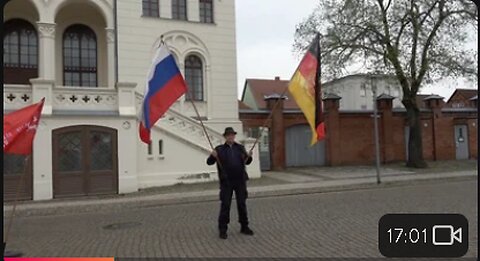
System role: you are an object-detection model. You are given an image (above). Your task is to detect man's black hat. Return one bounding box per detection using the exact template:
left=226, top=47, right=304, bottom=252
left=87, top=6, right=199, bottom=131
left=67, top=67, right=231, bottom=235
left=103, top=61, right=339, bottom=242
left=223, top=127, right=237, bottom=136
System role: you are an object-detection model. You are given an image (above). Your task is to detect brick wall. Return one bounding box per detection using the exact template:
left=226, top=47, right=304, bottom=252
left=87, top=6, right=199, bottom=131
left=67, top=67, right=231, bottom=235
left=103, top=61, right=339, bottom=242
left=239, top=98, right=477, bottom=169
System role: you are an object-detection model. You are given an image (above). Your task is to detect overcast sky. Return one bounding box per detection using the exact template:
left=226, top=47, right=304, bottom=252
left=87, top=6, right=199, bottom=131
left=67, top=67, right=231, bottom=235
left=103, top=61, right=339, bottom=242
left=234, top=0, right=477, bottom=100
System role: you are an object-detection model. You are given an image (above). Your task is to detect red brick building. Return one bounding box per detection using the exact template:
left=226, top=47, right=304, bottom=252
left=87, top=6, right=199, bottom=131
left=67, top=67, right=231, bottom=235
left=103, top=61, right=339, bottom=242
left=445, top=89, right=478, bottom=108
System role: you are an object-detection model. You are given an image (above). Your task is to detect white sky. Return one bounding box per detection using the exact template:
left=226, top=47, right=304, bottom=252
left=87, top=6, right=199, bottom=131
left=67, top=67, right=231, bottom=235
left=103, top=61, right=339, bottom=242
left=235, top=0, right=477, bottom=101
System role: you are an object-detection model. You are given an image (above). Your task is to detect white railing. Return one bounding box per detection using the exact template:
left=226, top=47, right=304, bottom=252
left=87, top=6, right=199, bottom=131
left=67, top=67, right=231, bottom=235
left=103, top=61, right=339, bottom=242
left=3, top=84, right=33, bottom=111
left=52, top=86, right=118, bottom=112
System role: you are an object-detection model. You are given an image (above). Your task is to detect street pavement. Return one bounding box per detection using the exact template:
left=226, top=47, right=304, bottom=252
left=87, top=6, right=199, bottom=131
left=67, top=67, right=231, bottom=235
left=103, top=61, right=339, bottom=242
left=4, top=168, right=476, bottom=217
left=4, top=179, right=477, bottom=258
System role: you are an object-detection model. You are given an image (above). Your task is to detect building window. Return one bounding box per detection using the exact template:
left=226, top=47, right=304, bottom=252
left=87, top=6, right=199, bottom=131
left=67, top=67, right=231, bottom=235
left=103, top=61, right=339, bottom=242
left=63, top=25, right=97, bottom=87
left=3, top=19, right=38, bottom=84
left=158, top=140, right=163, bottom=155
left=147, top=143, right=153, bottom=155
left=142, top=0, right=159, bottom=17
left=200, top=0, right=214, bottom=23
left=172, top=0, right=187, bottom=20
left=63, top=24, right=97, bottom=87
left=185, top=55, right=204, bottom=101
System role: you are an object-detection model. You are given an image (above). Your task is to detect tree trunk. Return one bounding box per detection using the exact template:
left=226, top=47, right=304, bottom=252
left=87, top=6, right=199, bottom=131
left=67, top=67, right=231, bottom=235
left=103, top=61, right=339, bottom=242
left=404, top=99, right=428, bottom=168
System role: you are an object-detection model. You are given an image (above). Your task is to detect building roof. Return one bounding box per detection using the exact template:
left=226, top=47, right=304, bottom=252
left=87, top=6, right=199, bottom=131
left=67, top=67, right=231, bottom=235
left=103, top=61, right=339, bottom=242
left=242, top=78, right=299, bottom=110
left=322, top=73, right=398, bottom=87
left=264, top=93, right=288, bottom=100
left=377, top=93, right=395, bottom=100
left=423, top=94, right=444, bottom=100
left=238, top=100, right=252, bottom=110
left=323, top=93, right=342, bottom=100
left=446, top=88, right=478, bottom=103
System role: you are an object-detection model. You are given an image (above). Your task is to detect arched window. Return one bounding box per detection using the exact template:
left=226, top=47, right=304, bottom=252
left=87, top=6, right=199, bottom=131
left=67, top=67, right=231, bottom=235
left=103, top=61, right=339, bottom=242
left=3, top=19, right=38, bottom=84
left=63, top=24, right=97, bottom=87
left=185, top=55, right=204, bottom=101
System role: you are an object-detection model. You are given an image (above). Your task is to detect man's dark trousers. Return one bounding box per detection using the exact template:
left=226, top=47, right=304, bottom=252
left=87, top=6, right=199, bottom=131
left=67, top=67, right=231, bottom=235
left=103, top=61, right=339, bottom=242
left=218, top=180, right=248, bottom=232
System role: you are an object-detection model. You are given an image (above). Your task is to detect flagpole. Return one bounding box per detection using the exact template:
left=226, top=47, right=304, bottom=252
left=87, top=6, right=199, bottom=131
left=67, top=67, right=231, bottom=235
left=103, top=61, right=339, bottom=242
left=160, top=39, right=226, bottom=171
left=3, top=155, right=30, bottom=257
left=248, top=33, right=322, bottom=153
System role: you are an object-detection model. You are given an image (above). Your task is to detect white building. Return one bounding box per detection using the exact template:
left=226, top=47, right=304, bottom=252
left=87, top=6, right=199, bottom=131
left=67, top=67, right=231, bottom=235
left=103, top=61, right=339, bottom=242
left=241, top=74, right=404, bottom=112
left=3, top=0, right=261, bottom=201
left=322, top=74, right=404, bottom=111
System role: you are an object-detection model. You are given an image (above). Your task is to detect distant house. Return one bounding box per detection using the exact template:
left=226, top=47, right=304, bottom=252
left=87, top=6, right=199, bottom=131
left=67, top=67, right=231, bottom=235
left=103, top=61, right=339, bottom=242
left=241, top=77, right=296, bottom=111
left=241, top=74, right=404, bottom=111
left=445, top=89, right=478, bottom=108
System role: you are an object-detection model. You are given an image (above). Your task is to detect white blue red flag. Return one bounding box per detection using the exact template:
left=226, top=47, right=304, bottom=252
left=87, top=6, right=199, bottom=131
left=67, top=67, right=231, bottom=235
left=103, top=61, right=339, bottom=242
left=139, top=43, right=187, bottom=144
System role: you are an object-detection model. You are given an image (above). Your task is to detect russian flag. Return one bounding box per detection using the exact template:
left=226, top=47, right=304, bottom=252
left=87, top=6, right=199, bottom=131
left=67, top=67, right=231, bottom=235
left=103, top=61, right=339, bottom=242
left=139, top=43, right=187, bottom=144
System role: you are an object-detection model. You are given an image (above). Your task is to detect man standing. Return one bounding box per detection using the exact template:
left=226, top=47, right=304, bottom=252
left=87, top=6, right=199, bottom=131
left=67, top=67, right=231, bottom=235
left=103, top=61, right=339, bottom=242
left=207, top=127, right=254, bottom=239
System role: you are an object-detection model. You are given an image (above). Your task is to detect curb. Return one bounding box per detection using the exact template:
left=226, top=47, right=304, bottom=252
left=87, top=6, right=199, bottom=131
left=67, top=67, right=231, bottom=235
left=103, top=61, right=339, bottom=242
left=4, top=173, right=476, bottom=218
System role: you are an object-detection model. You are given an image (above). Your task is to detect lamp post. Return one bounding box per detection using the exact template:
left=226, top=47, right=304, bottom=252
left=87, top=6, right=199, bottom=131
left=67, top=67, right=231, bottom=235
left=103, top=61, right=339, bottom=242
left=371, top=76, right=382, bottom=184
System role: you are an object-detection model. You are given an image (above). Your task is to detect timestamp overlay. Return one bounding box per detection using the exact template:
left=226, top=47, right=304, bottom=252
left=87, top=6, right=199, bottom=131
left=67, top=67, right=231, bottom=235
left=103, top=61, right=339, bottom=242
left=379, top=214, right=468, bottom=257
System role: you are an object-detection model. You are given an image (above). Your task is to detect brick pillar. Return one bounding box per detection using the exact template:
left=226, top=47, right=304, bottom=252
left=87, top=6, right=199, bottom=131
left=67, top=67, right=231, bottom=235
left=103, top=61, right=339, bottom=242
left=323, top=94, right=341, bottom=166
left=265, top=94, right=287, bottom=170
left=377, top=94, right=395, bottom=163
left=424, top=95, right=445, bottom=160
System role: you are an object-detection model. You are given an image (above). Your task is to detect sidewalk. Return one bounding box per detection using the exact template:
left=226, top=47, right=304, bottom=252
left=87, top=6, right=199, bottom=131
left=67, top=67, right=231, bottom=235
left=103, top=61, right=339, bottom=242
left=4, top=161, right=477, bottom=217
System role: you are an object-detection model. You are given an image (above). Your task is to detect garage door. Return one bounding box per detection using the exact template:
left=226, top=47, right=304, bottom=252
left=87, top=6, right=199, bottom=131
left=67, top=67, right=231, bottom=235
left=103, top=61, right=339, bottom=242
left=52, top=126, right=118, bottom=198
left=286, top=124, right=326, bottom=167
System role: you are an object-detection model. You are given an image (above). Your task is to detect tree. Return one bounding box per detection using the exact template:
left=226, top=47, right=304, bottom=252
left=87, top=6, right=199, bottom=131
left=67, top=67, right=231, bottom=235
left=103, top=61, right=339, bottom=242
left=294, top=0, right=478, bottom=168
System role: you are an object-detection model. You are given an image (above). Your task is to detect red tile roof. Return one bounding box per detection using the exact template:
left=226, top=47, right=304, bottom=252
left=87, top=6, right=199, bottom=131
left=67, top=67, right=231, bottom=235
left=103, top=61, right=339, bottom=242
left=446, top=88, right=478, bottom=104
left=242, top=78, right=299, bottom=110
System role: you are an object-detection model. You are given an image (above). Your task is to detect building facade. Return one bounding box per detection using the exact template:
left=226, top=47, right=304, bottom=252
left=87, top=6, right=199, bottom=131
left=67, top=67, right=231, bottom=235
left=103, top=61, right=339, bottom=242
left=3, top=0, right=261, bottom=201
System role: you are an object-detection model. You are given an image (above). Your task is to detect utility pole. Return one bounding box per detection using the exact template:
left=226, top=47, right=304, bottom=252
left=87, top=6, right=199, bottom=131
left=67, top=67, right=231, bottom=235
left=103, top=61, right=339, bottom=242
left=371, top=76, right=381, bottom=184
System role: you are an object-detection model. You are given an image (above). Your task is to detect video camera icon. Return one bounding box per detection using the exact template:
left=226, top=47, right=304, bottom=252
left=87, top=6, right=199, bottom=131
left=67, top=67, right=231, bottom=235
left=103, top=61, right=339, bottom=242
left=432, top=225, right=462, bottom=246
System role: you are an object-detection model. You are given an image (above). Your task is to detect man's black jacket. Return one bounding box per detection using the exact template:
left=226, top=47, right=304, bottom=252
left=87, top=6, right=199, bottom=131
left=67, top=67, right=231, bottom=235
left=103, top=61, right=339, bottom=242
left=206, top=142, right=253, bottom=183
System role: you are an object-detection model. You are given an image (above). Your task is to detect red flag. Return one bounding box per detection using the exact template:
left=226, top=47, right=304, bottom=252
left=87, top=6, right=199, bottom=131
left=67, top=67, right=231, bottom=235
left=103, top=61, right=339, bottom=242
left=3, top=98, right=45, bottom=155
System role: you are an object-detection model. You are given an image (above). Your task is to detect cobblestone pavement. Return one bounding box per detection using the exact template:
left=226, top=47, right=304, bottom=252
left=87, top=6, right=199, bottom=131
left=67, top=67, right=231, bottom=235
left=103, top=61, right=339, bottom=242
left=4, top=180, right=477, bottom=258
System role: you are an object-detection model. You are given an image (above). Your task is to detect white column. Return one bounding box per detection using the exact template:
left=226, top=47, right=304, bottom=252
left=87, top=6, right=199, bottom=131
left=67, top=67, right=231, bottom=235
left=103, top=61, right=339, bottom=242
left=117, top=82, right=137, bottom=116
left=30, top=79, right=54, bottom=115
left=106, top=28, right=116, bottom=88
left=117, top=120, right=139, bottom=194
left=36, top=22, right=56, bottom=80
left=188, top=0, right=200, bottom=22
left=32, top=119, right=53, bottom=200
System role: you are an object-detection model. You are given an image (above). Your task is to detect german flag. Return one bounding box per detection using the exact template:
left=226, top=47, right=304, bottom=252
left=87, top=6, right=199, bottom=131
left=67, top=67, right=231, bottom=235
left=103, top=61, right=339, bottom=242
left=288, top=33, right=325, bottom=145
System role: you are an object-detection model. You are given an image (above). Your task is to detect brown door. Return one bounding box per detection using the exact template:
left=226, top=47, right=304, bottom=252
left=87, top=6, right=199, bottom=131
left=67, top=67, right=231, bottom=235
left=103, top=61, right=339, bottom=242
left=52, top=126, right=118, bottom=198
left=3, top=154, right=33, bottom=201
